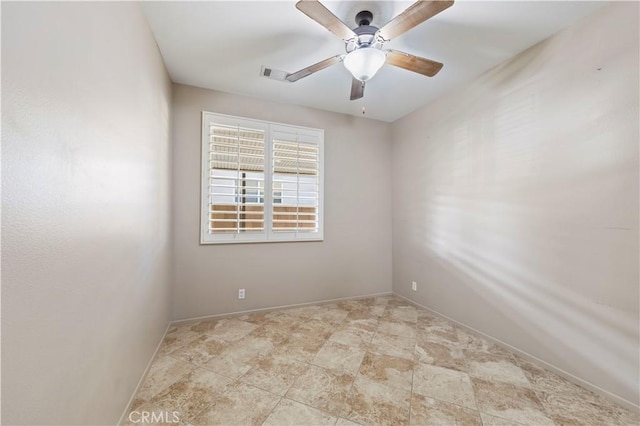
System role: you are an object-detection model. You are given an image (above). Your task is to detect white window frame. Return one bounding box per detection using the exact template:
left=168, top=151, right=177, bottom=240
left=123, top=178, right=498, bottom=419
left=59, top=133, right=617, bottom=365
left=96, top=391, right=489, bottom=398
left=200, top=111, right=324, bottom=244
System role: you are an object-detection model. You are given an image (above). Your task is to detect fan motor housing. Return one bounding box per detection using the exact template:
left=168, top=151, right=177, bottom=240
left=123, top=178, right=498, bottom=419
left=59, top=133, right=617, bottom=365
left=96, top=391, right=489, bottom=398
left=354, top=25, right=378, bottom=36
left=346, top=10, right=380, bottom=52
left=346, top=25, right=380, bottom=53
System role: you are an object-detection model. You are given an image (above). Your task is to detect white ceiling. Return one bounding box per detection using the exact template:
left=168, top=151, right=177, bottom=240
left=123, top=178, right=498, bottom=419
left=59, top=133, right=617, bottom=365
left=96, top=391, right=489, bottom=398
left=142, top=1, right=607, bottom=122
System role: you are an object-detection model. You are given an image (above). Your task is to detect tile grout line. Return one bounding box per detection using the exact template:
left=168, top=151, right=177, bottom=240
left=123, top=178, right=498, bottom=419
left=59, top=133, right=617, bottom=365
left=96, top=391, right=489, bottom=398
left=243, top=347, right=312, bottom=415
left=342, top=298, right=391, bottom=424
left=393, top=293, right=640, bottom=413
left=258, top=391, right=284, bottom=426
left=412, top=308, right=490, bottom=425
left=408, top=318, right=418, bottom=426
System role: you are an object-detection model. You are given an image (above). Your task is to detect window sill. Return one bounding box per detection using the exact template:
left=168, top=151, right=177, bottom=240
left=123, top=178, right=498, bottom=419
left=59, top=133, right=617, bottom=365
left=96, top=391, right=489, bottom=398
left=200, top=237, right=324, bottom=245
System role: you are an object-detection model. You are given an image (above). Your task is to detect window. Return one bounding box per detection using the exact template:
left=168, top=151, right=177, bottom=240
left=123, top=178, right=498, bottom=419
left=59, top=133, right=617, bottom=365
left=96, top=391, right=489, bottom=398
left=201, top=112, right=324, bottom=244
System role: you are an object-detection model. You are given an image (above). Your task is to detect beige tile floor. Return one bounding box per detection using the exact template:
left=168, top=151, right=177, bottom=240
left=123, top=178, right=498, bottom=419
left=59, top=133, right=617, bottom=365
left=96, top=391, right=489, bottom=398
left=125, top=296, right=639, bottom=426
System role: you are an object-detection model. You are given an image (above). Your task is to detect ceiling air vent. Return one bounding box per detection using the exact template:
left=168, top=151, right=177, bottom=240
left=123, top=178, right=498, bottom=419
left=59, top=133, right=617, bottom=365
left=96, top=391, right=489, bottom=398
left=260, top=66, right=288, bottom=82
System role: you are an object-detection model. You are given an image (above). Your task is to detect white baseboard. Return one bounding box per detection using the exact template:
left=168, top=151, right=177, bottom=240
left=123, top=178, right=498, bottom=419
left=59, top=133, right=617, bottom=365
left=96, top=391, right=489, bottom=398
left=171, top=291, right=393, bottom=326
left=117, top=322, right=172, bottom=426
left=393, top=292, right=640, bottom=414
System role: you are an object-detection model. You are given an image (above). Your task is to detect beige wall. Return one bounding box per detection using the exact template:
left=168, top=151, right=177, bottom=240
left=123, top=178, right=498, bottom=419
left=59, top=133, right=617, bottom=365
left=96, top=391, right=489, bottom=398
left=391, top=2, right=639, bottom=406
left=3, top=1, right=636, bottom=421
left=171, top=84, right=392, bottom=320
left=2, top=2, right=172, bottom=424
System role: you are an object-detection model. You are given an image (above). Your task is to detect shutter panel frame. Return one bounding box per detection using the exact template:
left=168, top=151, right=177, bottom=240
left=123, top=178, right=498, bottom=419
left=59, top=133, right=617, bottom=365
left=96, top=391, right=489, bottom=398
left=201, top=113, right=269, bottom=243
left=269, top=125, right=323, bottom=239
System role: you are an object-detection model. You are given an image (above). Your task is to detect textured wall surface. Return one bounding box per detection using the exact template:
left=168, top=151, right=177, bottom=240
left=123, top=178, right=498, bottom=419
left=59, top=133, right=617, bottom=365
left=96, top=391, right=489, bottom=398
left=2, top=3, right=172, bottom=424
left=3, top=1, right=637, bottom=422
left=391, top=3, right=639, bottom=405
left=171, top=84, right=392, bottom=320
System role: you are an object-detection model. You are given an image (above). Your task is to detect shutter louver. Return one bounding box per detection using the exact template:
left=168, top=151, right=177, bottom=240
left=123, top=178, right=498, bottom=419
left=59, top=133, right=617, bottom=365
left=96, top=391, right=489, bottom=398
left=272, top=132, right=320, bottom=233
left=208, top=124, right=266, bottom=234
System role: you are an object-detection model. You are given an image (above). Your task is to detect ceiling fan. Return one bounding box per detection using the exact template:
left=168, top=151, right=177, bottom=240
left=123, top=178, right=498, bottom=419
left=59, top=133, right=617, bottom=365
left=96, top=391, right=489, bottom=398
left=285, top=0, right=454, bottom=100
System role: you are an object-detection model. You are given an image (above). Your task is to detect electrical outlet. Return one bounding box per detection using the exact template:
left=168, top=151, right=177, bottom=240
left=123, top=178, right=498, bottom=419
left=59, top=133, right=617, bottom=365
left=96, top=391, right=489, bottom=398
left=238, top=289, right=245, bottom=299
left=412, top=281, right=417, bottom=291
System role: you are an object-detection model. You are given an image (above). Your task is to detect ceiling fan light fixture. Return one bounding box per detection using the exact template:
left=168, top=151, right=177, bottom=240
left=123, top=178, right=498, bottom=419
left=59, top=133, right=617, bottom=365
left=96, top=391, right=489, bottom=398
left=343, top=47, right=386, bottom=82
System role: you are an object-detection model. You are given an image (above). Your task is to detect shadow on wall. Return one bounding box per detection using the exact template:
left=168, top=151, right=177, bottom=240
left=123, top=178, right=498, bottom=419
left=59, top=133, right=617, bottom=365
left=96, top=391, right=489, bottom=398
left=393, top=1, right=639, bottom=405
left=416, top=188, right=637, bottom=399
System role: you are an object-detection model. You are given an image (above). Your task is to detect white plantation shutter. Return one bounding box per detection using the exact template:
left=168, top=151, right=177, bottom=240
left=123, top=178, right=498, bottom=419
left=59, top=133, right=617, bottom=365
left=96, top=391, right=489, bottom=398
left=202, top=114, right=268, bottom=243
left=271, top=126, right=321, bottom=236
left=201, top=112, right=323, bottom=244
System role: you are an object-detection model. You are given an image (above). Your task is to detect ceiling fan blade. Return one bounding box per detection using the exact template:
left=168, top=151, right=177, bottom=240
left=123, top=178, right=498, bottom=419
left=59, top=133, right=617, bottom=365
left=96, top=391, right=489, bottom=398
left=295, top=0, right=356, bottom=41
left=386, top=50, right=443, bottom=77
left=285, top=55, right=343, bottom=82
left=350, top=78, right=365, bottom=100
left=377, top=0, right=454, bottom=41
